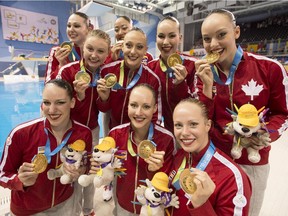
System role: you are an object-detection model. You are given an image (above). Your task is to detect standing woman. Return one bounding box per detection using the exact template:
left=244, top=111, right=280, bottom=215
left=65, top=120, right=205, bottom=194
left=97, top=27, right=162, bottom=130
left=195, top=9, right=288, bottom=216
left=108, top=84, right=176, bottom=215
left=57, top=29, right=111, bottom=216
left=0, top=79, right=92, bottom=215
left=45, top=12, right=93, bottom=83
left=58, top=29, right=111, bottom=146
left=170, top=98, right=251, bottom=215
left=148, top=16, right=211, bottom=133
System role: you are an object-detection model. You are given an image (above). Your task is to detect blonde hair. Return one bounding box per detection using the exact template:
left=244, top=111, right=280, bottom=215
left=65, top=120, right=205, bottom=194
left=87, top=29, right=111, bottom=49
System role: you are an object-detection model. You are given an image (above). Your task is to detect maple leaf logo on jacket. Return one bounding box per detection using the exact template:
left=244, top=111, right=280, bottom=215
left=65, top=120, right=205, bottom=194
left=241, top=79, right=263, bottom=100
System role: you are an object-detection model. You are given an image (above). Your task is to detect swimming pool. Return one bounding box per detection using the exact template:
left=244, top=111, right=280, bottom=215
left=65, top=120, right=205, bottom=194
left=0, top=81, right=44, bottom=158
left=0, top=81, right=104, bottom=159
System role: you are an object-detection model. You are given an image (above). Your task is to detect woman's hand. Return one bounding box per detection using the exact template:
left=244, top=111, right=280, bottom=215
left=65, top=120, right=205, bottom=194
left=18, top=162, right=39, bottom=187
left=54, top=47, right=71, bottom=68
left=171, top=64, right=188, bottom=85
left=97, top=78, right=111, bottom=102
left=188, top=168, right=216, bottom=208
left=145, top=151, right=165, bottom=172
left=89, top=158, right=100, bottom=175
left=111, top=41, right=123, bottom=61
left=195, top=59, right=214, bottom=99
left=73, top=79, right=89, bottom=101
left=62, top=163, right=85, bottom=182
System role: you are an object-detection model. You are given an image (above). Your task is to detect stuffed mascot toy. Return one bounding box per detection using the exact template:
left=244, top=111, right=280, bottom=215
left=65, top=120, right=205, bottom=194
left=135, top=172, right=179, bottom=216
left=47, top=139, right=86, bottom=184
left=225, top=104, right=271, bottom=163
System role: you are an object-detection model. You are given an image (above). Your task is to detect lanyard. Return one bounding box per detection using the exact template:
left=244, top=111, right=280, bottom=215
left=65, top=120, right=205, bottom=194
left=68, top=46, right=80, bottom=62
left=210, top=46, right=243, bottom=85
left=112, top=60, right=143, bottom=90
left=171, top=142, right=216, bottom=190
left=127, top=123, right=155, bottom=157
left=79, top=59, right=100, bottom=87
left=44, top=128, right=73, bottom=164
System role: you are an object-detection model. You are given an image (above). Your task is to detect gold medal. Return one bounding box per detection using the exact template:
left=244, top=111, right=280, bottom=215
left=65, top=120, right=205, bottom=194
left=75, top=71, right=91, bottom=84
left=179, top=168, right=197, bottom=194
left=206, top=52, right=220, bottom=64
left=137, top=140, right=156, bottom=159
left=167, top=53, right=182, bottom=67
left=104, top=73, right=117, bottom=88
left=60, top=41, right=73, bottom=52
left=32, top=154, right=48, bottom=174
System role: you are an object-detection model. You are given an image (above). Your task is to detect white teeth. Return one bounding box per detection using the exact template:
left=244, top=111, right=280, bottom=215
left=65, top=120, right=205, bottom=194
left=182, top=139, right=195, bottom=143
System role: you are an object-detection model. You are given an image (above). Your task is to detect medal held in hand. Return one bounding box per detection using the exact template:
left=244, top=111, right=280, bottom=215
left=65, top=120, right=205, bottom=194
left=75, top=71, right=91, bottom=84
left=206, top=52, right=220, bottom=64
left=167, top=53, right=183, bottom=68
left=60, top=41, right=73, bottom=52
left=137, top=140, right=156, bottom=159
left=32, top=154, right=48, bottom=174
left=179, top=168, right=197, bottom=194
left=104, top=73, right=117, bottom=88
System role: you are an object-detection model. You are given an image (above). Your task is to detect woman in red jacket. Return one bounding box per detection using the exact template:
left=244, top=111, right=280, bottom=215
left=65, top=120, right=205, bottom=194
left=97, top=27, right=162, bottom=130
left=109, top=84, right=176, bottom=215
left=45, top=12, right=93, bottom=83
left=0, top=79, right=92, bottom=215
left=148, top=16, right=212, bottom=133
left=169, top=98, right=251, bottom=216
left=195, top=9, right=288, bottom=216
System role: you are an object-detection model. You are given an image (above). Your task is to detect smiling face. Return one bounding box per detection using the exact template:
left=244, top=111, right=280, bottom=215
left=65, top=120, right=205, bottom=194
left=42, top=82, right=75, bottom=131
left=201, top=12, right=240, bottom=66
left=128, top=85, right=157, bottom=132
left=173, top=100, right=211, bottom=153
left=66, top=13, right=90, bottom=46
left=114, top=17, right=132, bottom=41
left=123, top=30, right=148, bottom=71
left=156, top=18, right=182, bottom=62
left=83, top=35, right=110, bottom=71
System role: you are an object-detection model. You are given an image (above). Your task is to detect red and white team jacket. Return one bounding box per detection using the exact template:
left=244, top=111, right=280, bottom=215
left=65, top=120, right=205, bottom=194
left=0, top=118, right=92, bottom=215
left=169, top=144, right=251, bottom=216
left=109, top=123, right=176, bottom=214
left=148, top=53, right=198, bottom=132
left=57, top=60, right=100, bottom=131
left=97, top=60, right=162, bottom=129
left=195, top=51, right=288, bottom=165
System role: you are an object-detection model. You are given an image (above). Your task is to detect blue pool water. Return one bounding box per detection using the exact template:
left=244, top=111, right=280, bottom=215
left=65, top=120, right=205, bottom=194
left=0, top=81, right=44, bottom=158
left=0, top=81, right=104, bottom=159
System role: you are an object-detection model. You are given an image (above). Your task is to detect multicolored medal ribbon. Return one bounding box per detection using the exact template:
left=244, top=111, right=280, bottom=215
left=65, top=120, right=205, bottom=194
left=209, top=46, right=243, bottom=85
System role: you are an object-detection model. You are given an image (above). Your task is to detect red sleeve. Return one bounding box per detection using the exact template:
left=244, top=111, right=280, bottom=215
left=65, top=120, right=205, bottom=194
left=0, top=131, right=27, bottom=191
left=45, top=47, right=60, bottom=83
left=265, top=63, right=288, bottom=141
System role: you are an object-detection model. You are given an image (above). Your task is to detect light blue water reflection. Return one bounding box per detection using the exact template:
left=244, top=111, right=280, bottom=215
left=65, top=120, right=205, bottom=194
left=0, top=81, right=44, bottom=158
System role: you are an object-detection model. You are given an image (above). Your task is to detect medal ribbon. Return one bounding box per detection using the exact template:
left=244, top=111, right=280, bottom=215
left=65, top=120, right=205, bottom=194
left=44, top=128, right=73, bottom=164
left=68, top=46, right=81, bottom=62
left=210, top=46, right=243, bottom=85
left=127, top=123, right=155, bottom=157
left=112, top=60, right=143, bottom=90
left=79, top=59, right=100, bottom=87
left=171, top=142, right=216, bottom=191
